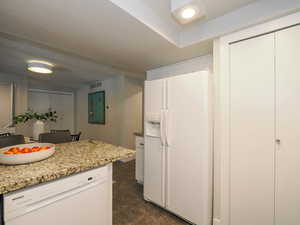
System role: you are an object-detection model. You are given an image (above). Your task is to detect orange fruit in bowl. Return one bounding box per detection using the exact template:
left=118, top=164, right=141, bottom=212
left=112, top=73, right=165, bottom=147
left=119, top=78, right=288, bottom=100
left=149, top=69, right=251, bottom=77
left=3, top=145, right=52, bottom=155
left=4, top=152, right=14, bottom=155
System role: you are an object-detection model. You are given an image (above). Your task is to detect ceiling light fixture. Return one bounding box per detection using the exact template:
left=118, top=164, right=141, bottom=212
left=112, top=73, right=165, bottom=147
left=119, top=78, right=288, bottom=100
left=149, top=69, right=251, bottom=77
left=181, top=8, right=196, bottom=19
left=27, top=60, right=54, bottom=74
left=171, top=0, right=206, bottom=25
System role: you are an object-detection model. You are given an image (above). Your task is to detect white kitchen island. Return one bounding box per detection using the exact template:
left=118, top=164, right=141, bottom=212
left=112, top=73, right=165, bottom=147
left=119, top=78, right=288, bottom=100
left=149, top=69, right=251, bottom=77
left=0, top=140, right=135, bottom=225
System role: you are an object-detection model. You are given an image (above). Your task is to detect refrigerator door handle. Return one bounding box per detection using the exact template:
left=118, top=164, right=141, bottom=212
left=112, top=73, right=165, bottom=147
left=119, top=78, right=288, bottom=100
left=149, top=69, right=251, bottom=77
left=160, top=110, right=165, bottom=146
left=164, top=110, right=170, bottom=147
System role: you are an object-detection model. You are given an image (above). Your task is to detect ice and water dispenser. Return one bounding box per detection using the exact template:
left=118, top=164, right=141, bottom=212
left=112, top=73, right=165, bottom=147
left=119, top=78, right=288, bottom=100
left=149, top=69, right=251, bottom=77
left=145, top=113, right=161, bottom=138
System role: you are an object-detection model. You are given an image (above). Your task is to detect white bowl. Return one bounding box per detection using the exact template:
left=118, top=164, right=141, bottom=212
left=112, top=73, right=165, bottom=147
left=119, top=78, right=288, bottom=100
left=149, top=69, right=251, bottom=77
left=0, top=143, right=55, bottom=165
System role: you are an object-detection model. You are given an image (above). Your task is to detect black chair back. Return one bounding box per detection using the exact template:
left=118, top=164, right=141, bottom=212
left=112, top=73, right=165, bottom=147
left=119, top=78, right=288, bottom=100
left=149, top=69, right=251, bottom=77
left=39, top=132, right=72, bottom=144
left=0, top=133, right=12, bottom=137
left=71, top=132, right=82, bottom=142
left=0, top=135, right=25, bottom=148
left=50, top=129, right=70, bottom=133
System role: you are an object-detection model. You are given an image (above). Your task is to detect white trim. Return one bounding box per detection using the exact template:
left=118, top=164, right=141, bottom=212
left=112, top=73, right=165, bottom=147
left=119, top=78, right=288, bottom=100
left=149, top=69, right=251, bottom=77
left=10, top=83, right=14, bottom=126
left=220, top=11, right=300, bottom=44
left=72, top=92, right=76, bottom=133
left=218, top=36, right=231, bottom=225
left=217, top=11, right=300, bottom=225
left=180, top=0, right=300, bottom=47
left=147, top=55, right=213, bottom=81
left=28, top=88, right=73, bottom=96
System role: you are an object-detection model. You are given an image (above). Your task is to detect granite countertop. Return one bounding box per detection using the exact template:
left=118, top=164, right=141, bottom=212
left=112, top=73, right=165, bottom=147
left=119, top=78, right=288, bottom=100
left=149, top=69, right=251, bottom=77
left=0, top=140, right=135, bottom=195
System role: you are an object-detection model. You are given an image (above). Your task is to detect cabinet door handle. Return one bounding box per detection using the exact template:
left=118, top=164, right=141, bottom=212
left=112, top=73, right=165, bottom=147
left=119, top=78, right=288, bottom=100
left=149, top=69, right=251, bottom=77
left=140, top=143, right=144, bottom=146
left=276, top=139, right=281, bottom=144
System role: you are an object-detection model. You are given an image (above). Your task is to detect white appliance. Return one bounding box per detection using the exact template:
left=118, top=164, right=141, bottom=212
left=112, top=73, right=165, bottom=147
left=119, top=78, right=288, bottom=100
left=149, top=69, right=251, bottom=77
left=4, top=164, right=112, bottom=225
left=144, top=71, right=212, bottom=225
left=135, top=135, right=145, bottom=184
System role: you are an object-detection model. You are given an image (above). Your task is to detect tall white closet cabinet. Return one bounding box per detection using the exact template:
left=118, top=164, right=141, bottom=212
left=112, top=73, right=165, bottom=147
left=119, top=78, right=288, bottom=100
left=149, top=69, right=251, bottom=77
left=228, top=25, right=300, bottom=225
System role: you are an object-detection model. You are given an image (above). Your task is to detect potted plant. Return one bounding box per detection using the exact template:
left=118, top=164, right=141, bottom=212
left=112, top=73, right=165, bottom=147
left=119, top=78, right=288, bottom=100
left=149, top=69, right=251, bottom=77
left=14, top=111, right=58, bottom=140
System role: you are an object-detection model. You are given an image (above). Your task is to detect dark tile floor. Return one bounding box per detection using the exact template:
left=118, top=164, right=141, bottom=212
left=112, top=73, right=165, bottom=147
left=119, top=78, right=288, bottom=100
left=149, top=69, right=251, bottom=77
left=113, top=160, right=190, bottom=225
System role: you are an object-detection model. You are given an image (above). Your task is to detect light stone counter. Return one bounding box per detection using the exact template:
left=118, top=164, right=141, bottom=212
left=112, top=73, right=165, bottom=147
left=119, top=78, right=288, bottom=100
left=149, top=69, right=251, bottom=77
left=0, top=140, right=135, bottom=194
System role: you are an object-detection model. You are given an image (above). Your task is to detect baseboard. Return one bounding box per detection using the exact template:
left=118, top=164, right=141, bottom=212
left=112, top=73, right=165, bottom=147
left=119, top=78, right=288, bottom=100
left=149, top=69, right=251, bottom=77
left=213, top=218, right=221, bottom=225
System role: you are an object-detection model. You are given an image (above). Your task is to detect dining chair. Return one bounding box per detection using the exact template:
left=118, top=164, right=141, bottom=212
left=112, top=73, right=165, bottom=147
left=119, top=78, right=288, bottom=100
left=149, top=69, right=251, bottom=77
left=71, top=132, right=82, bottom=142
left=0, top=133, right=12, bottom=137
left=0, top=135, right=25, bottom=148
left=39, top=132, right=72, bottom=144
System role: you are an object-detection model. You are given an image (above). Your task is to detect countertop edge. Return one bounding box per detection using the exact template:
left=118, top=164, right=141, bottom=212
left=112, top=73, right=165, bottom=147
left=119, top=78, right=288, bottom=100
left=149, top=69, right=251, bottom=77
left=0, top=151, right=135, bottom=195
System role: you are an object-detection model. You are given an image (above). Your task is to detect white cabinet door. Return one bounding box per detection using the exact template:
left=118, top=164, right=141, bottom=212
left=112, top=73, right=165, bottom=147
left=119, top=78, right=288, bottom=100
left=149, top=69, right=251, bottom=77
left=28, top=91, right=74, bottom=133
left=28, top=91, right=50, bottom=113
left=144, top=80, right=166, bottom=207
left=276, top=25, right=300, bottom=225
left=49, top=93, right=74, bottom=132
left=229, top=34, right=275, bottom=225
left=166, top=72, right=212, bottom=225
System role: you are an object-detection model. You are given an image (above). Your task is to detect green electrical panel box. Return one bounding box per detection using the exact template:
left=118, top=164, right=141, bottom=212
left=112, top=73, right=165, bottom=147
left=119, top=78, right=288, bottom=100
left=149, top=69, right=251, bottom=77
left=88, top=91, right=105, bottom=124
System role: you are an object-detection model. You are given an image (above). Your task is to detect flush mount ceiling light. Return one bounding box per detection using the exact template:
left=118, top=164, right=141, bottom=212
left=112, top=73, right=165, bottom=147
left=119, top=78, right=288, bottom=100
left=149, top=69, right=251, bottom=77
left=171, top=0, right=206, bottom=25
left=181, top=7, right=196, bottom=19
left=27, top=60, right=54, bottom=74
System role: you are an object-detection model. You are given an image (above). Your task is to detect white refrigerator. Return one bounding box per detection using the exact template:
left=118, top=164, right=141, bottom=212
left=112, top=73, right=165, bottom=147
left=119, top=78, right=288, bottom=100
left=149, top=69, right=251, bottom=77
left=144, top=71, right=212, bottom=225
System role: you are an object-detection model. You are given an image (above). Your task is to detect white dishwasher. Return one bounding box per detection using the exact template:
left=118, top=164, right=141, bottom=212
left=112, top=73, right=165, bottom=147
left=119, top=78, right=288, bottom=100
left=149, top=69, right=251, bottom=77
left=3, top=164, right=112, bottom=225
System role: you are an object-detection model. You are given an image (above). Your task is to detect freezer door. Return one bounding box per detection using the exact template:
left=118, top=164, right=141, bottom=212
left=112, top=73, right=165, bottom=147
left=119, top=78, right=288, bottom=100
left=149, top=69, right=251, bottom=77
left=165, top=71, right=212, bottom=225
left=144, top=79, right=166, bottom=138
left=144, top=79, right=166, bottom=207
left=144, top=136, right=165, bottom=207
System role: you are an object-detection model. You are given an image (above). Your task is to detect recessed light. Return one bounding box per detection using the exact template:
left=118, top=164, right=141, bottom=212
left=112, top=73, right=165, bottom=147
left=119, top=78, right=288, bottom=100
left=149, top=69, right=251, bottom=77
left=181, top=8, right=196, bottom=19
left=27, top=61, right=54, bottom=74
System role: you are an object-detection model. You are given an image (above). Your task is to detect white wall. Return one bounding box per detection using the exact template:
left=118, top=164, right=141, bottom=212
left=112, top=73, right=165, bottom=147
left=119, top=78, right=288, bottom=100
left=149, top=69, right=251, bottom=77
left=0, top=73, right=29, bottom=135
left=76, top=75, right=143, bottom=149
left=0, top=73, right=78, bottom=137
left=119, top=77, right=144, bottom=149
left=0, top=71, right=143, bottom=147
left=76, top=76, right=123, bottom=145
left=0, top=73, right=28, bottom=116
left=147, top=55, right=212, bottom=80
